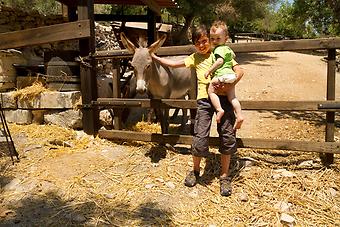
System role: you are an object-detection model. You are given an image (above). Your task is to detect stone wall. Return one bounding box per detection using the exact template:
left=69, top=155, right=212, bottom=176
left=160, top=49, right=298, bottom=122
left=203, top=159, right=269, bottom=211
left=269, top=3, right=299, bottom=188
left=0, top=5, right=83, bottom=129
left=0, top=5, right=122, bottom=130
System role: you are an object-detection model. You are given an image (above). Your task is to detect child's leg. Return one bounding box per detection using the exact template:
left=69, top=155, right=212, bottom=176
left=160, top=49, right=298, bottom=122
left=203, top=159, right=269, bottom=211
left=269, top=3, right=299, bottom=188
left=226, top=86, right=244, bottom=130
left=193, top=155, right=202, bottom=172
left=220, top=154, right=231, bottom=178
left=208, top=80, right=224, bottom=123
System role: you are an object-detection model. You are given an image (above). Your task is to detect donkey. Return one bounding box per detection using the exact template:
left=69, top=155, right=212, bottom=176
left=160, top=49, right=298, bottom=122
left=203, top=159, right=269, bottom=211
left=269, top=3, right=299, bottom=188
left=120, top=32, right=196, bottom=134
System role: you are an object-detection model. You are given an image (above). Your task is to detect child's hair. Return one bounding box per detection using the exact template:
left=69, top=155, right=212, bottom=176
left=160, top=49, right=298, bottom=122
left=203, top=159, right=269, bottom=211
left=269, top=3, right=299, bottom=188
left=191, top=25, right=209, bottom=44
left=210, top=20, right=229, bottom=37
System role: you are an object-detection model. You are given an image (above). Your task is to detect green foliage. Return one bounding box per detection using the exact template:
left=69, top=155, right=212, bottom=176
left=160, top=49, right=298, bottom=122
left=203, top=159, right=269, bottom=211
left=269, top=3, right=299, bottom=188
left=248, top=0, right=340, bottom=39
left=2, top=0, right=60, bottom=15
left=109, top=5, right=147, bottom=15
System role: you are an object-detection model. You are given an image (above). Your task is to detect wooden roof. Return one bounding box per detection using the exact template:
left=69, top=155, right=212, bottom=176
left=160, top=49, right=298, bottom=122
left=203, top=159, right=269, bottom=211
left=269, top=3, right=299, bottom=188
left=57, top=0, right=178, bottom=9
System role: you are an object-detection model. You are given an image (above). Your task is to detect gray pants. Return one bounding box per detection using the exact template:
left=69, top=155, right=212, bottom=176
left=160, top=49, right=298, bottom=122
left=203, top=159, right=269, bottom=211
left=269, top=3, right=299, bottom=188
left=192, top=97, right=237, bottom=157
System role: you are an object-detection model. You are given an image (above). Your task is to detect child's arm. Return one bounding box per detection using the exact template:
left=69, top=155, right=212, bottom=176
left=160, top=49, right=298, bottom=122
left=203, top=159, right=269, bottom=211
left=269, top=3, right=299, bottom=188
left=151, top=53, right=186, bottom=68
left=204, top=57, right=224, bottom=78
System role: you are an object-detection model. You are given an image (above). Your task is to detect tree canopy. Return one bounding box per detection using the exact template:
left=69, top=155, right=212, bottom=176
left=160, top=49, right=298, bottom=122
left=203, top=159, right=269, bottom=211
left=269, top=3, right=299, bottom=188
left=1, top=0, right=339, bottom=40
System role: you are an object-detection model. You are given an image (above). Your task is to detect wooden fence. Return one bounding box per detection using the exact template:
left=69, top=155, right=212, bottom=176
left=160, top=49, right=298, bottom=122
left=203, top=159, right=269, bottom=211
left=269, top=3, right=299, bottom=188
left=93, top=37, right=340, bottom=162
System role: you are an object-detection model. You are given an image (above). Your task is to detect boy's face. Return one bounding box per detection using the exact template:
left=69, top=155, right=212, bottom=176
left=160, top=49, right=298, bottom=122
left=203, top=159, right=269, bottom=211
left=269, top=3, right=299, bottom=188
left=194, top=35, right=210, bottom=54
left=210, top=28, right=227, bottom=48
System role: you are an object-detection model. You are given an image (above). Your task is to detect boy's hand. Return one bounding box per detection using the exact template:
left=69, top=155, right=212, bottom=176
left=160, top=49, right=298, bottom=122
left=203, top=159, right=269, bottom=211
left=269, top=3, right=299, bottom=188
left=204, top=71, right=210, bottom=79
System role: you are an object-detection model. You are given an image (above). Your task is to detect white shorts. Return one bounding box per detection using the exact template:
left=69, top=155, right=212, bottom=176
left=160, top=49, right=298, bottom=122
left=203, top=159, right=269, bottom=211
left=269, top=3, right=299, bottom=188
left=217, top=74, right=237, bottom=83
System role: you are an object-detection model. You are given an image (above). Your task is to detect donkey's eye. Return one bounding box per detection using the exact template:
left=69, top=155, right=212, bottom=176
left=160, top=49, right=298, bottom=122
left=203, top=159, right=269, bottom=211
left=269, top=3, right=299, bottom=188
left=145, top=64, right=151, bottom=70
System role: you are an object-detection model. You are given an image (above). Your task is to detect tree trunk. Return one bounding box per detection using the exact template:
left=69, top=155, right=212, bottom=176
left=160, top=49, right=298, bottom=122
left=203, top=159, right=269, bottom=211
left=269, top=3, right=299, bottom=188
left=172, top=14, right=194, bottom=45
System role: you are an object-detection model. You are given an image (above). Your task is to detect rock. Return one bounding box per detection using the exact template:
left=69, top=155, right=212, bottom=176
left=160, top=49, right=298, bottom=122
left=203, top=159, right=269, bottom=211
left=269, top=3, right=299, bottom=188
left=23, top=144, right=42, bottom=152
left=274, top=201, right=292, bottom=212
left=3, top=178, right=22, bottom=192
left=44, top=109, right=82, bottom=129
left=188, top=190, right=199, bottom=198
left=280, top=213, right=295, bottom=225
left=165, top=181, right=175, bottom=189
left=239, top=193, right=249, bottom=202
left=329, top=187, right=337, bottom=197
left=298, top=160, right=314, bottom=167
left=281, top=171, right=296, bottom=178
left=145, top=183, right=155, bottom=189
left=104, top=193, right=115, bottom=199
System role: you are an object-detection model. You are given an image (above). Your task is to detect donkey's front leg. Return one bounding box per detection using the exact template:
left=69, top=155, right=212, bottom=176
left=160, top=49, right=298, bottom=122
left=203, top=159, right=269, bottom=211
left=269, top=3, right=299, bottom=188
left=159, top=108, right=169, bottom=134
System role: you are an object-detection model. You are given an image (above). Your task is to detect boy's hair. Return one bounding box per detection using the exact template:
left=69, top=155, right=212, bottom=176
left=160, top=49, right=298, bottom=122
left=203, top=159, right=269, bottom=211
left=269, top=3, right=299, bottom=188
left=210, top=20, right=229, bottom=36
left=191, top=25, right=209, bottom=44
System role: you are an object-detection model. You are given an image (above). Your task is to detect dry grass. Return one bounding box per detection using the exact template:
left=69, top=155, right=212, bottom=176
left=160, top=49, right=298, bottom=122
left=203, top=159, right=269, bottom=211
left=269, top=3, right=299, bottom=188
left=0, top=123, right=339, bottom=226
left=12, top=81, right=49, bottom=101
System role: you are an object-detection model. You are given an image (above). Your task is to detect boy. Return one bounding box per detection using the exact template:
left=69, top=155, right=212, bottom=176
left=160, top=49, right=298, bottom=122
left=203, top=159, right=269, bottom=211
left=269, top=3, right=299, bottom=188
left=205, top=20, right=244, bottom=129
left=151, top=25, right=244, bottom=196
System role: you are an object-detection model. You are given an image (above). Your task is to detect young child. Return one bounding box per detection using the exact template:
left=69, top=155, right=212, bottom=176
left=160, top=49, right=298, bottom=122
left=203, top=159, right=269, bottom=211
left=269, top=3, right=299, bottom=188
left=204, top=20, right=244, bottom=129
left=151, top=25, right=244, bottom=196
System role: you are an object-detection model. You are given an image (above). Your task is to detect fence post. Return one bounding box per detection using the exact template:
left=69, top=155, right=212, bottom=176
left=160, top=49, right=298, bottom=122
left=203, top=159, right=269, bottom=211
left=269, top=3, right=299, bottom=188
left=322, top=48, right=336, bottom=165
left=78, top=0, right=99, bottom=135
left=112, top=59, right=122, bottom=129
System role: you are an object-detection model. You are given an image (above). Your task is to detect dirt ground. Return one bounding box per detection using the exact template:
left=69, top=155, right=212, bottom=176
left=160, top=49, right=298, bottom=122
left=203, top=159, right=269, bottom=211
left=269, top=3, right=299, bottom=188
left=0, top=51, right=339, bottom=226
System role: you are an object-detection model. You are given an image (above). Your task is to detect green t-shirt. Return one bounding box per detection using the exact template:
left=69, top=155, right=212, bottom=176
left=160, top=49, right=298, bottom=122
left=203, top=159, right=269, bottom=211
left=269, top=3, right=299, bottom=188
left=213, top=45, right=236, bottom=77
left=184, top=52, right=238, bottom=100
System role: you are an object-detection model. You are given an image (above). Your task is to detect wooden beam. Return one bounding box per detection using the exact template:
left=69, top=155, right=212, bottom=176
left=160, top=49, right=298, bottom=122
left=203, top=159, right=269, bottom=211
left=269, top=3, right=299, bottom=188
left=0, top=20, right=91, bottom=50
left=228, top=37, right=340, bottom=53
left=94, top=98, right=340, bottom=111
left=94, top=14, right=149, bottom=22
left=78, top=0, right=99, bottom=135
left=98, top=130, right=340, bottom=154
left=93, top=37, right=340, bottom=59
left=323, top=48, right=337, bottom=164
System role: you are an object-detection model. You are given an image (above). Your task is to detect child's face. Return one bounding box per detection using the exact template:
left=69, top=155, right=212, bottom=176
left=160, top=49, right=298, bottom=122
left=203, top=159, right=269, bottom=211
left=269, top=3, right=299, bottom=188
left=210, top=28, right=227, bottom=48
left=194, top=35, right=210, bottom=54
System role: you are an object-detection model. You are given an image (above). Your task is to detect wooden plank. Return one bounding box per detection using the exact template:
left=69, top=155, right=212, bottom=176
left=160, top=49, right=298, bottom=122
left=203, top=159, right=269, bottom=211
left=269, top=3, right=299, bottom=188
left=0, top=20, right=91, bottom=50
left=98, top=129, right=340, bottom=154
left=94, top=37, right=340, bottom=59
left=94, top=98, right=340, bottom=111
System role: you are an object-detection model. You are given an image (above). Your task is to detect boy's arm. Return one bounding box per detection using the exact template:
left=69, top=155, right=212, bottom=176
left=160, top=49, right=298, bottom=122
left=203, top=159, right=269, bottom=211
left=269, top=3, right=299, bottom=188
left=151, top=53, right=185, bottom=68
left=204, top=57, right=223, bottom=78
left=214, top=64, right=244, bottom=94
left=232, top=64, right=244, bottom=85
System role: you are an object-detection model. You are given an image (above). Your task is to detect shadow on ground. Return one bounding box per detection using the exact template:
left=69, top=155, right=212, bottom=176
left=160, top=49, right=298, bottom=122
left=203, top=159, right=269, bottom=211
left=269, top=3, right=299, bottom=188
left=237, top=52, right=278, bottom=65
left=259, top=110, right=340, bottom=128
left=0, top=191, right=174, bottom=226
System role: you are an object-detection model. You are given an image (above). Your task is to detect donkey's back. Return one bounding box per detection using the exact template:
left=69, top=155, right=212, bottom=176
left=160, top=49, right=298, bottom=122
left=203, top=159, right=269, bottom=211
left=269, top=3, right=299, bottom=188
left=150, top=55, right=195, bottom=99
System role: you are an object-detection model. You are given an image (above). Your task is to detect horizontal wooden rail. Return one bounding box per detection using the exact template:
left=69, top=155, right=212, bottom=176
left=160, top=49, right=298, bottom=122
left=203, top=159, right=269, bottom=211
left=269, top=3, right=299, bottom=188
left=94, top=37, right=340, bottom=59
left=0, top=20, right=91, bottom=50
left=94, top=98, right=340, bottom=111
left=99, top=129, right=340, bottom=154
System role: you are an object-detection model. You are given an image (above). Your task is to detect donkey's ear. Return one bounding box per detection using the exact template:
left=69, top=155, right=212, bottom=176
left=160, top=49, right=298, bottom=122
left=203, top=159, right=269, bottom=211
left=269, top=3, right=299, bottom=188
left=120, top=32, right=136, bottom=53
left=148, top=35, right=167, bottom=53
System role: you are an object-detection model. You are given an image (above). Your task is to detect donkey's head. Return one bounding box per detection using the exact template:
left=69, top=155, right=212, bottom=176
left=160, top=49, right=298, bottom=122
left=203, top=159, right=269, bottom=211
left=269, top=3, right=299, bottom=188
left=120, top=32, right=167, bottom=94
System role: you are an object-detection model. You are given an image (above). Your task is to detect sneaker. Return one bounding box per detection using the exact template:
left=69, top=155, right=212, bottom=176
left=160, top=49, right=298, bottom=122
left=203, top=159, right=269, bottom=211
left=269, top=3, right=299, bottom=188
left=184, top=170, right=200, bottom=187
left=220, top=176, right=232, bottom=196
